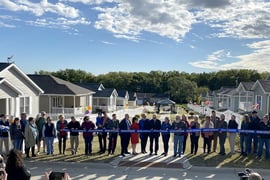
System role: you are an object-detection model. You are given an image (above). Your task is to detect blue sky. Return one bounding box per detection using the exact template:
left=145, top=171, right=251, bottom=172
left=0, top=0, right=270, bottom=75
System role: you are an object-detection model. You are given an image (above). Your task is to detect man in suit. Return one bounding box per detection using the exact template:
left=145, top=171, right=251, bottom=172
left=149, top=114, right=161, bottom=155
left=119, top=114, right=131, bottom=157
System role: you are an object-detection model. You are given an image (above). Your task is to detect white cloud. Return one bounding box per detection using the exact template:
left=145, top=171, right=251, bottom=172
left=0, top=0, right=80, bottom=18
left=189, top=40, right=270, bottom=72
left=189, top=49, right=232, bottom=70
left=101, top=41, right=115, bottom=45
left=26, top=17, right=90, bottom=29
left=66, top=0, right=114, bottom=5
left=194, top=0, right=270, bottom=39
left=94, top=0, right=195, bottom=42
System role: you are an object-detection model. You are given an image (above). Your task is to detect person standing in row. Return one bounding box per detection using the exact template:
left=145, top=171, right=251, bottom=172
left=42, top=116, right=56, bottom=155
left=119, top=114, right=131, bottom=157
left=20, top=113, right=28, bottom=152
left=190, top=115, right=200, bottom=155
left=257, top=115, right=270, bottom=159
left=139, top=114, right=150, bottom=154
left=56, top=115, right=68, bottom=155
left=240, top=115, right=250, bottom=156
left=10, top=117, right=24, bottom=151
left=248, top=110, right=261, bottom=154
left=172, top=115, right=187, bottom=157
left=217, top=114, right=227, bottom=156
left=24, top=117, right=38, bottom=158
left=0, top=114, right=10, bottom=154
left=130, top=117, right=140, bottom=155
left=228, top=115, right=238, bottom=156
left=149, top=114, right=161, bottom=156
left=96, top=112, right=107, bottom=154
left=36, top=111, right=46, bottom=154
left=161, top=117, right=172, bottom=156
left=211, top=110, right=219, bottom=153
left=202, top=116, right=214, bottom=154
left=81, top=116, right=95, bottom=156
left=182, top=114, right=190, bottom=154
left=68, top=116, right=80, bottom=155
left=106, top=114, right=119, bottom=155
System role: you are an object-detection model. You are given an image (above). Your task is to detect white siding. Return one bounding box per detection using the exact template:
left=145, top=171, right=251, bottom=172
left=0, top=66, right=41, bottom=117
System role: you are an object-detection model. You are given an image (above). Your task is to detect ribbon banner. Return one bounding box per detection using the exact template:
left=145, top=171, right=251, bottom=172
left=0, top=126, right=269, bottom=134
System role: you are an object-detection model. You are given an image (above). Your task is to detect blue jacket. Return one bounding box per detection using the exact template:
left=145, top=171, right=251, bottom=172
left=161, top=122, right=172, bottom=135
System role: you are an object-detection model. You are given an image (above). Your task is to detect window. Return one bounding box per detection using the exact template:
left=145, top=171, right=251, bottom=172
left=52, top=96, right=63, bottom=107
left=20, top=97, right=30, bottom=114
left=255, top=95, right=262, bottom=110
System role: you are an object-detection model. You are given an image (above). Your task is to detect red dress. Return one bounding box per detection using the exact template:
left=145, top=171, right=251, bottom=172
left=130, top=123, right=139, bottom=144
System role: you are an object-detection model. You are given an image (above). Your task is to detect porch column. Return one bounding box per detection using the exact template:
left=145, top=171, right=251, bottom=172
left=62, top=96, right=65, bottom=114
left=49, top=96, right=51, bottom=115
left=73, top=96, right=76, bottom=114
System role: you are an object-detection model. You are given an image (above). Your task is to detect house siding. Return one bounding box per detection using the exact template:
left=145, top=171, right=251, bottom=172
left=0, top=66, right=41, bottom=117
left=253, top=86, right=267, bottom=117
left=39, top=95, right=50, bottom=113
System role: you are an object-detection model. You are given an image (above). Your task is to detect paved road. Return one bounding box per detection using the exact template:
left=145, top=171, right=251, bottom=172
left=26, top=160, right=270, bottom=180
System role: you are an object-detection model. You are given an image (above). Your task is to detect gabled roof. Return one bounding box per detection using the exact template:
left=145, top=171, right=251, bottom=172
left=75, top=83, right=105, bottom=91
left=93, top=88, right=117, bottom=98
left=129, top=92, right=137, bottom=101
left=117, top=90, right=128, bottom=98
left=157, top=99, right=175, bottom=105
left=237, top=82, right=254, bottom=92
left=0, top=78, right=23, bottom=95
left=252, top=80, right=270, bottom=93
left=0, top=63, right=43, bottom=94
left=28, top=75, right=94, bottom=95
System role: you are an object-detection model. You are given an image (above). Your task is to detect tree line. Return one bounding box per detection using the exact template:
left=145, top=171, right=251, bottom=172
left=37, top=69, right=268, bottom=103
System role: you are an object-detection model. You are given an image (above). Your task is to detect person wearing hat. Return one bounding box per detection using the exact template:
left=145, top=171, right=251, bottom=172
left=248, top=110, right=261, bottom=154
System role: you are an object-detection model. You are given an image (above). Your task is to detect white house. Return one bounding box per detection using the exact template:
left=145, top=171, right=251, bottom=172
left=0, top=63, right=43, bottom=117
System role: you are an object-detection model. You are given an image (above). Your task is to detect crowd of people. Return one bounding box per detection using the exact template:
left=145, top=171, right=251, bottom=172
left=0, top=110, right=270, bottom=159
left=0, top=109, right=269, bottom=179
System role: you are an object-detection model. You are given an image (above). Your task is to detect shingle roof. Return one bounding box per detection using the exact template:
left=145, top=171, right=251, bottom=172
left=93, top=88, right=115, bottom=97
left=0, top=63, right=11, bottom=72
left=129, top=92, right=136, bottom=101
left=28, top=75, right=93, bottom=95
left=75, top=83, right=104, bottom=91
left=241, top=82, right=254, bottom=91
left=117, top=90, right=127, bottom=98
left=258, top=80, right=270, bottom=93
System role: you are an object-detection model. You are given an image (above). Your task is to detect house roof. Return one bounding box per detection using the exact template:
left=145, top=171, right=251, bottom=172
left=75, top=82, right=105, bottom=91
left=93, top=88, right=117, bottom=98
left=129, top=92, right=137, bottom=101
left=0, top=63, right=11, bottom=72
left=117, top=89, right=128, bottom=98
left=252, top=80, right=270, bottom=93
left=0, top=63, right=43, bottom=94
left=157, top=99, right=175, bottom=105
left=216, top=87, right=238, bottom=96
left=28, top=75, right=94, bottom=95
left=240, top=82, right=254, bottom=91
left=0, top=78, right=23, bottom=95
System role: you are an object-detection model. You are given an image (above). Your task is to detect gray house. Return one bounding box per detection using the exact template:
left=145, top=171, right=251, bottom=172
left=28, top=75, right=95, bottom=119
left=236, top=82, right=255, bottom=112
left=216, top=87, right=239, bottom=112
left=76, top=83, right=118, bottom=113
left=0, top=63, right=43, bottom=117
left=251, top=80, right=270, bottom=117
left=116, top=90, right=129, bottom=110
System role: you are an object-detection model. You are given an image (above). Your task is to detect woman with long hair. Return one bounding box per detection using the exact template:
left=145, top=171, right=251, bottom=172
left=5, top=149, right=31, bottom=180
